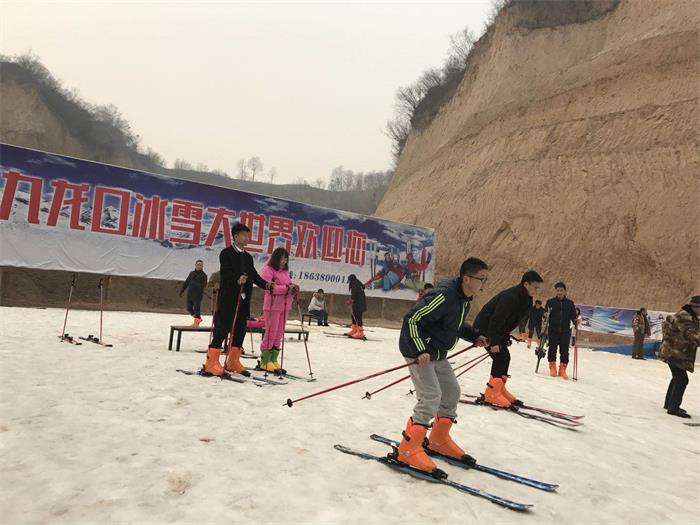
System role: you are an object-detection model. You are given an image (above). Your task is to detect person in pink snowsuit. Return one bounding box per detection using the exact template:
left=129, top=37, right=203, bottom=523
left=258, top=247, right=298, bottom=373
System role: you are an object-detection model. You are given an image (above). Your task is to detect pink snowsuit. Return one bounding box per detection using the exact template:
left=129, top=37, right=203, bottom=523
left=259, top=261, right=296, bottom=351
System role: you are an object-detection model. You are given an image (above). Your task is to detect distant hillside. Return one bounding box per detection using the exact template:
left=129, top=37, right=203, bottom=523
left=0, top=56, right=388, bottom=215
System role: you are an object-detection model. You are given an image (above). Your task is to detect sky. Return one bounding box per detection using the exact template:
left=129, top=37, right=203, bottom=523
left=1, top=1, right=492, bottom=184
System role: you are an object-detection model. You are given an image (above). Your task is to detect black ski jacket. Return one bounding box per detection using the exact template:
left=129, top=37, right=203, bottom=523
left=474, top=284, right=533, bottom=347
left=545, top=296, right=577, bottom=335
left=181, top=270, right=208, bottom=300
left=399, top=277, right=478, bottom=361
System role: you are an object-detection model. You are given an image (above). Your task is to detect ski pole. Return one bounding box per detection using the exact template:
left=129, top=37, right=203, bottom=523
left=295, top=298, right=314, bottom=377
left=404, top=350, right=486, bottom=396
left=367, top=347, right=482, bottom=399
left=208, top=289, right=218, bottom=346
left=226, top=279, right=245, bottom=356
left=60, top=274, right=76, bottom=340
left=98, top=278, right=104, bottom=343
left=284, top=344, right=475, bottom=407
left=455, top=352, right=490, bottom=379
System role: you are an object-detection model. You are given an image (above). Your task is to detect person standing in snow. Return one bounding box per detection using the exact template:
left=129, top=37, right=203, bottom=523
left=526, top=299, right=546, bottom=349
left=203, top=223, right=272, bottom=378
left=393, top=257, right=488, bottom=476
left=545, top=282, right=577, bottom=379
left=631, top=308, right=651, bottom=360
left=180, top=259, right=208, bottom=327
left=474, top=270, right=544, bottom=408
left=345, top=274, right=367, bottom=339
left=258, top=247, right=299, bottom=373
left=660, top=296, right=700, bottom=418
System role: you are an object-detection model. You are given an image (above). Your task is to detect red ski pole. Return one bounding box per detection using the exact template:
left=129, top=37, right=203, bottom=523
left=226, top=280, right=245, bottom=356
left=59, top=274, right=76, bottom=341
left=285, top=345, right=475, bottom=407
left=98, top=278, right=104, bottom=343
left=367, top=348, right=483, bottom=399
left=208, top=289, right=218, bottom=346
left=295, top=298, right=314, bottom=377
left=454, top=352, right=490, bottom=379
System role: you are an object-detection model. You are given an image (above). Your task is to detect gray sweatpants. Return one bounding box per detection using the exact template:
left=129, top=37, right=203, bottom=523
left=408, top=358, right=461, bottom=426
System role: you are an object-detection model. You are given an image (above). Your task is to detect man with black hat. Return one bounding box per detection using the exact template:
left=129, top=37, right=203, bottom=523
left=659, top=296, right=700, bottom=418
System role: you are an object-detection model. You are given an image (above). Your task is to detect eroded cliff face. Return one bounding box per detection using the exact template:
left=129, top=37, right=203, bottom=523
left=377, top=0, right=699, bottom=310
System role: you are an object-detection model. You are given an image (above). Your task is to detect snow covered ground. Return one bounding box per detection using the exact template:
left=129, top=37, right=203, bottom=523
left=1, top=306, right=698, bottom=524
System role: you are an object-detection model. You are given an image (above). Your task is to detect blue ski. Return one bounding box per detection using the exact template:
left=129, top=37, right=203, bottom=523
left=370, top=434, right=558, bottom=492
left=334, top=444, right=533, bottom=511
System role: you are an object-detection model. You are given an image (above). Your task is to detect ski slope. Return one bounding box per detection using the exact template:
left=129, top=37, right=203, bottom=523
left=1, top=306, right=698, bottom=523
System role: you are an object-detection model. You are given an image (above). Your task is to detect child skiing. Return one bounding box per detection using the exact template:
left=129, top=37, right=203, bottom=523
left=203, top=223, right=272, bottom=378
left=345, top=274, right=367, bottom=339
left=259, top=247, right=299, bottom=373
left=393, top=257, right=488, bottom=476
left=179, top=259, right=208, bottom=326
left=474, top=270, right=544, bottom=408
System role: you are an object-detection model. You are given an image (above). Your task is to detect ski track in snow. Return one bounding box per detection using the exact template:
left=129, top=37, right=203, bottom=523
left=0, top=306, right=698, bottom=523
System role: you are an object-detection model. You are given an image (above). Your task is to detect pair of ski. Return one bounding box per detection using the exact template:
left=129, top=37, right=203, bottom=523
left=337, top=434, right=560, bottom=511
left=79, top=335, right=113, bottom=347
left=176, top=368, right=287, bottom=386
left=246, top=366, right=316, bottom=383
left=323, top=332, right=371, bottom=341
left=460, top=394, right=583, bottom=430
left=58, top=333, right=82, bottom=345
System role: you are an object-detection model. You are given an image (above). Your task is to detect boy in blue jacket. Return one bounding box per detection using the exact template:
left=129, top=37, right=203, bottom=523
left=394, top=257, right=488, bottom=476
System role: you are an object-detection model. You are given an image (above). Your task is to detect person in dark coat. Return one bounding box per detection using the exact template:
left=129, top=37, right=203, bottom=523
left=660, top=296, right=700, bottom=418
left=346, top=274, right=367, bottom=339
left=474, top=270, right=544, bottom=408
left=180, top=259, right=208, bottom=326
left=545, top=282, right=577, bottom=379
left=526, top=300, right=545, bottom=348
left=203, top=223, right=271, bottom=377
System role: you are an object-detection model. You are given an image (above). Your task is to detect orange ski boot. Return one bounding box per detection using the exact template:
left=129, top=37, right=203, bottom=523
left=501, top=375, right=524, bottom=407
left=395, top=418, right=446, bottom=478
left=483, top=376, right=512, bottom=408
left=203, top=346, right=225, bottom=377
left=350, top=326, right=366, bottom=339
left=549, top=361, right=558, bottom=377
left=224, top=346, right=251, bottom=377
left=345, top=324, right=358, bottom=337
left=426, top=416, right=476, bottom=467
left=559, top=363, right=569, bottom=380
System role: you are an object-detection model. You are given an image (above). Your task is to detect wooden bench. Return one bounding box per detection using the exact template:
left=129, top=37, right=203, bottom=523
left=168, top=324, right=309, bottom=352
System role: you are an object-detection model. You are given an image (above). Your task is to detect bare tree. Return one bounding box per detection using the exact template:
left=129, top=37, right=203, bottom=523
left=196, top=162, right=209, bottom=173
left=236, top=158, right=249, bottom=180
left=313, top=177, right=326, bottom=189
left=448, top=27, right=476, bottom=65
left=267, top=167, right=277, bottom=184
left=293, top=177, right=309, bottom=186
left=385, top=117, right=412, bottom=160
left=342, top=170, right=355, bottom=191
left=174, top=158, right=193, bottom=170
left=328, top=166, right=344, bottom=191
left=247, top=156, right=264, bottom=182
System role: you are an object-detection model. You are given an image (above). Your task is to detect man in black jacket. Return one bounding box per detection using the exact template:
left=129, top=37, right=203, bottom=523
left=204, top=223, right=272, bottom=377
left=180, top=259, right=208, bottom=327
left=474, top=270, right=544, bottom=408
left=545, top=282, right=577, bottom=379
left=394, top=257, right=488, bottom=477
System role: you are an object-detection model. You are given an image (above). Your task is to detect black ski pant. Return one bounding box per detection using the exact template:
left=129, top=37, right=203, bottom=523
left=664, top=364, right=689, bottom=412
left=488, top=344, right=511, bottom=377
left=186, top=295, right=202, bottom=318
left=548, top=331, right=571, bottom=364
left=211, top=298, right=250, bottom=349
left=309, top=309, right=328, bottom=325
left=352, top=309, right=364, bottom=327
left=528, top=324, right=542, bottom=340
left=518, top=317, right=528, bottom=334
